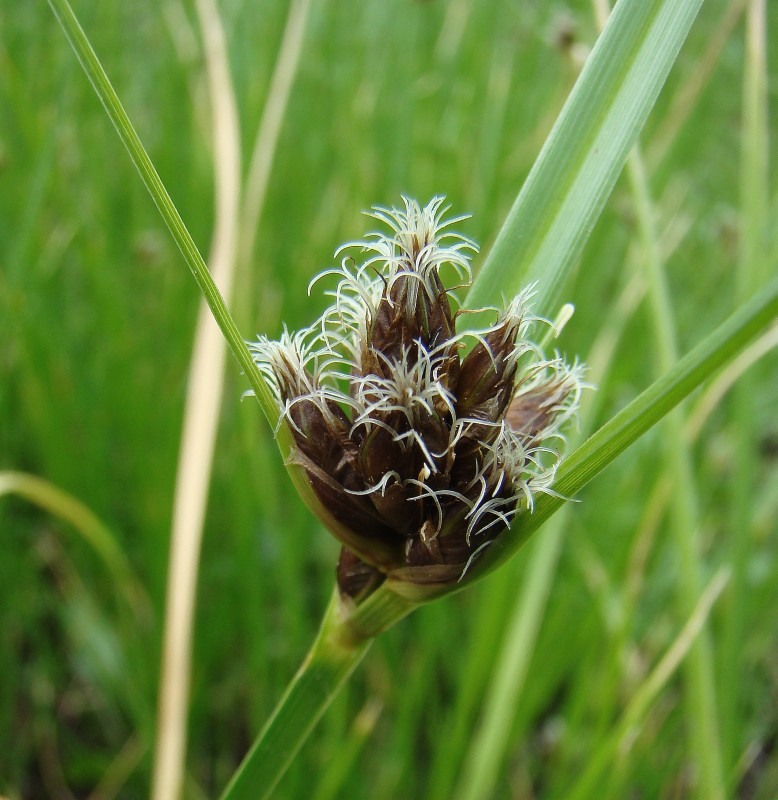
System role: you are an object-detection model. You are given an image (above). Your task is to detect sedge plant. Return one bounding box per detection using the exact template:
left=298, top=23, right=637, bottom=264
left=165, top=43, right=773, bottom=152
left=39, top=0, right=778, bottom=797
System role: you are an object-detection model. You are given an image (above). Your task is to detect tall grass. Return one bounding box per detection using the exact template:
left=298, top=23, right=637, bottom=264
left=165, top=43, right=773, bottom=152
left=1, top=1, right=776, bottom=798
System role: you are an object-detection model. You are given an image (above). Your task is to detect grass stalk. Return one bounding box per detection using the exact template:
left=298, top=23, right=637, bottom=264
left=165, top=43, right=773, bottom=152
left=238, top=0, right=312, bottom=278
left=453, top=520, right=565, bottom=800
left=312, top=699, right=383, bottom=800
left=426, top=568, right=520, bottom=800
left=152, top=0, right=312, bottom=795
left=647, top=0, right=748, bottom=168
left=611, top=320, right=778, bottom=716
left=567, top=568, right=730, bottom=799
left=220, top=584, right=419, bottom=798
left=625, top=146, right=725, bottom=798
left=219, top=591, right=374, bottom=800
left=0, top=470, right=148, bottom=618
left=592, top=25, right=724, bottom=790
left=686, top=324, right=778, bottom=442
left=720, top=0, right=769, bottom=776
left=151, top=1, right=241, bottom=798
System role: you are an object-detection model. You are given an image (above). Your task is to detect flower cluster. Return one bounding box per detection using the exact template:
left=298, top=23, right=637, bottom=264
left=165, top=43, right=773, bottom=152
left=250, top=197, right=585, bottom=601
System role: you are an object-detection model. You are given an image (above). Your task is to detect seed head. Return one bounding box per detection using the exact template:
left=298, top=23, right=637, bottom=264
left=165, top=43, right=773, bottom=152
left=250, top=197, right=586, bottom=602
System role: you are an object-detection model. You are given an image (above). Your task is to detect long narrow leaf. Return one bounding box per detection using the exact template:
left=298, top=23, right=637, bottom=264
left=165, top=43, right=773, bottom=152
left=466, top=0, right=705, bottom=317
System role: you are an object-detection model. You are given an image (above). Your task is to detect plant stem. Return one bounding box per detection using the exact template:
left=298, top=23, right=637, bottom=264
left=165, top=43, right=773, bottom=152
left=218, top=592, right=371, bottom=800
left=0, top=470, right=148, bottom=617
left=220, top=583, right=417, bottom=799
left=454, top=519, right=565, bottom=800
left=568, top=568, right=730, bottom=800
left=151, top=0, right=242, bottom=797
left=721, top=0, right=769, bottom=778
left=627, top=148, right=725, bottom=798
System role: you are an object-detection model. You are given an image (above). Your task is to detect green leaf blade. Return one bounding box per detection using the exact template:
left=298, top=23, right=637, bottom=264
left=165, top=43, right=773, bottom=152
left=466, top=0, right=706, bottom=317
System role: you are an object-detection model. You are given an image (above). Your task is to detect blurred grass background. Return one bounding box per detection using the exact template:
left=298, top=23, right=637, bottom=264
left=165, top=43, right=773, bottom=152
left=1, top=0, right=777, bottom=797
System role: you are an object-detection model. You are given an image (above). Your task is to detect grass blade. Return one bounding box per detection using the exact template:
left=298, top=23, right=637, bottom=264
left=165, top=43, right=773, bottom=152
left=627, top=143, right=725, bottom=797
left=0, top=471, right=148, bottom=617
left=567, top=568, right=730, bottom=800
left=465, top=0, right=706, bottom=318
left=721, top=0, right=770, bottom=778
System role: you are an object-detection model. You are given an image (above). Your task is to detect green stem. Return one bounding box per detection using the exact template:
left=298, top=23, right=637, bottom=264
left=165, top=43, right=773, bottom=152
left=627, top=148, right=724, bottom=798
left=45, top=0, right=278, bottom=427
left=454, top=519, right=565, bottom=800
left=721, top=0, right=769, bottom=778
left=568, top=568, right=730, bottom=800
left=219, top=588, right=415, bottom=800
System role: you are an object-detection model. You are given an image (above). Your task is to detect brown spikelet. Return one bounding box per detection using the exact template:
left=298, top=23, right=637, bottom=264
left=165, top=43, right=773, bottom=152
left=250, top=197, right=586, bottom=601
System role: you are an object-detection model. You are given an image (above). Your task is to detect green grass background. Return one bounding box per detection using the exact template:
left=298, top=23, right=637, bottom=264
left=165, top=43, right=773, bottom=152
left=1, top=0, right=777, bottom=797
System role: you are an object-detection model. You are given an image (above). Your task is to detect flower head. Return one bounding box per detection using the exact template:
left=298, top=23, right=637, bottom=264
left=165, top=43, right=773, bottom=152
left=250, top=197, right=586, bottom=601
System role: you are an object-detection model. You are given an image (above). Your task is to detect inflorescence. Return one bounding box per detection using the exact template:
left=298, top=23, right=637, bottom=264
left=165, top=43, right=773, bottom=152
left=250, top=197, right=586, bottom=601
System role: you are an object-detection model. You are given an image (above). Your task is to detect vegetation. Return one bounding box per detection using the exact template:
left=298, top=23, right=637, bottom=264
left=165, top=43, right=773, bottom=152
left=1, top=0, right=776, bottom=798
